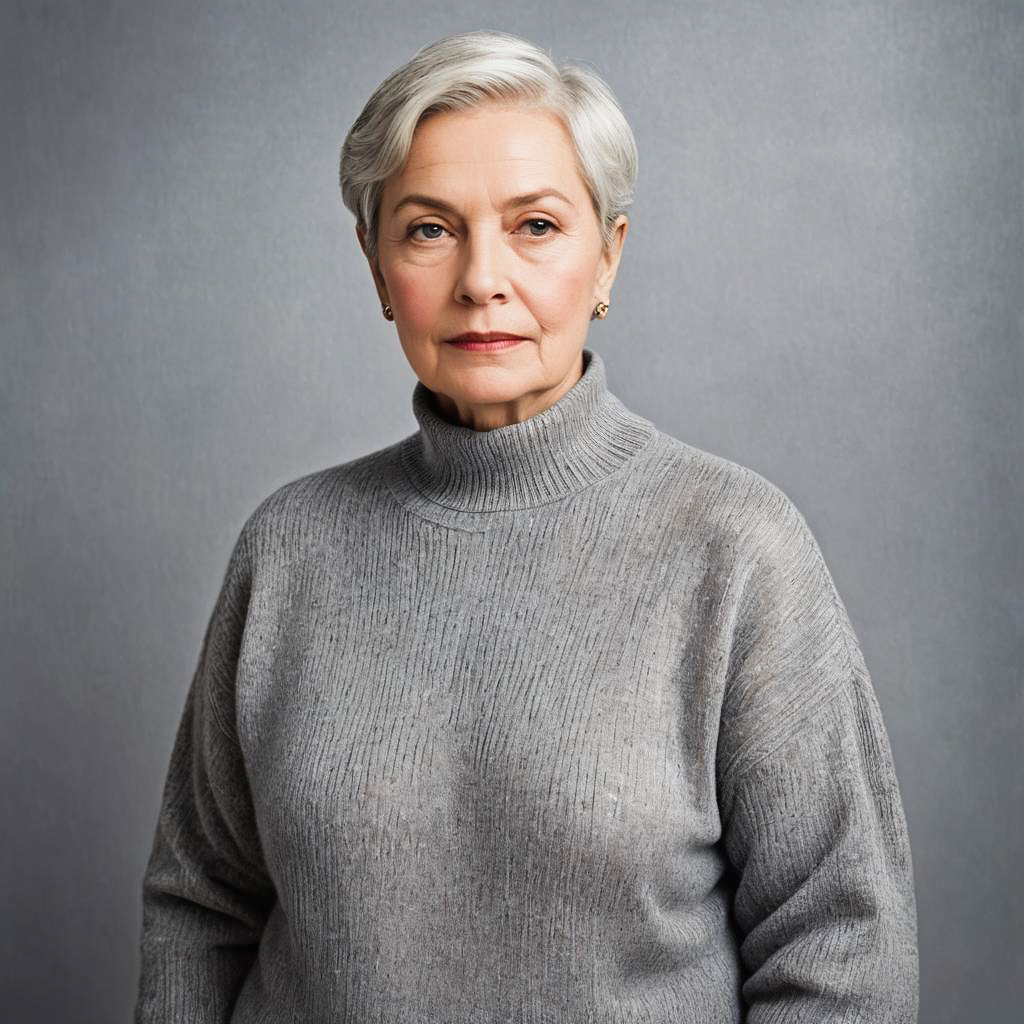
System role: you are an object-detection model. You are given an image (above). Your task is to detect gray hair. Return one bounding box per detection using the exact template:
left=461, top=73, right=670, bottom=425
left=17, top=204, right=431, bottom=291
left=340, top=30, right=638, bottom=266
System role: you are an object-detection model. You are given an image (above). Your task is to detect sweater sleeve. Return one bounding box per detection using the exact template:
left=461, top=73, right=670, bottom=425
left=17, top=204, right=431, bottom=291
left=135, top=525, right=276, bottom=1023
left=715, top=494, right=919, bottom=1023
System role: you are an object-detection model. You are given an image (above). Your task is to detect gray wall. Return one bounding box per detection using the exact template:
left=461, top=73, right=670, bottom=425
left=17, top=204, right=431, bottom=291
left=2, top=0, right=1020, bottom=1019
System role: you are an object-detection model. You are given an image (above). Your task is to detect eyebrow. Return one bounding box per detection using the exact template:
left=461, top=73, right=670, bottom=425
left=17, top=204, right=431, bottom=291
left=391, top=189, right=575, bottom=218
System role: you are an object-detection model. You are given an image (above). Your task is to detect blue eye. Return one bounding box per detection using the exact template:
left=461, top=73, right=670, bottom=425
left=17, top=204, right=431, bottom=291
left=408, top=219, right=556, bottom=241
left=410, top=223, right=447, bottom=240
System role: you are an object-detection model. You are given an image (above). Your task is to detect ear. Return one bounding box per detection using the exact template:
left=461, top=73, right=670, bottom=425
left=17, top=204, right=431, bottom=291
left=356, top=224, right=390, bottom=307
left=594, top=215, right=629, bottom=303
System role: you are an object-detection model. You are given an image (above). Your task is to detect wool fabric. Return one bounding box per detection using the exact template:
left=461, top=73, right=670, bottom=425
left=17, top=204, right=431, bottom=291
left=135, top=348, right=919, bottom=1023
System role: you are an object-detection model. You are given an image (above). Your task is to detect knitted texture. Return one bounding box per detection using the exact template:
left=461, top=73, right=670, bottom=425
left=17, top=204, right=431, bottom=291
left=135, top=348, right=919, bottom=1022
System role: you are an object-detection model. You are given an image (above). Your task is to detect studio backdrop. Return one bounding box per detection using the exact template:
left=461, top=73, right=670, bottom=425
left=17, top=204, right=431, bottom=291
left=2, top=1, right=1021, bottom=1021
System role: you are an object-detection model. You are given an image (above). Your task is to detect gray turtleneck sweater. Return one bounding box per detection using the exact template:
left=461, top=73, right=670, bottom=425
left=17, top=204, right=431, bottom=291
left=135, top=349, right=918, bottom=1022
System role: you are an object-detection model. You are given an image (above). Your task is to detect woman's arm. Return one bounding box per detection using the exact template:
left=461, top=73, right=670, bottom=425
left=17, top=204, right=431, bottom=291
left=716, top=493, right=918, bottom=1022
left=135, top=527, right=275, bottom=1023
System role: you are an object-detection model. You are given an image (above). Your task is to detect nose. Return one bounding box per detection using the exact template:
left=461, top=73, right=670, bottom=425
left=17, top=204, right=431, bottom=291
left=454, top=226, right=510, bottom=306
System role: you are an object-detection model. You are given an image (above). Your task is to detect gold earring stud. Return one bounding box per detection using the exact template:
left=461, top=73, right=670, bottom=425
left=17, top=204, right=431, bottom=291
left=592, top=301, right=609, bottom=320
left=382, top=303, right=394, bottom=321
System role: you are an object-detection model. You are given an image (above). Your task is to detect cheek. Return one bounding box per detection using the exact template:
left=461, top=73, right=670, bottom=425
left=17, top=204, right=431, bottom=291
left=389, top=268, right=448, bottom=329
left=524, top=263, right=594, bottom=326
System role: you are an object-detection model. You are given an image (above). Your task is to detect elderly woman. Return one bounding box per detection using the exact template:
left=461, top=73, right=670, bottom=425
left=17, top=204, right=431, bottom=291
left=135, top=30, right=918, bottom=1023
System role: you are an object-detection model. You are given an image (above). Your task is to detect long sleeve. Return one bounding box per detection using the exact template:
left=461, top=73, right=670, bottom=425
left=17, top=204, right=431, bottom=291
left=135, top=526, right=276, bottom=1023
left=716, top=496, right=919, bottom=1022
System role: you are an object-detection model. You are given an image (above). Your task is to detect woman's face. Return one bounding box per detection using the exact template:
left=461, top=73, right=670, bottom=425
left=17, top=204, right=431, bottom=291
left=360, top=105, right=628, bottom=430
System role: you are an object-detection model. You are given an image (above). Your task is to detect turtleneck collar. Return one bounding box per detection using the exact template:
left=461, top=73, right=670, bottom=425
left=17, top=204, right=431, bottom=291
left=392, top=348, right=656, bottom=517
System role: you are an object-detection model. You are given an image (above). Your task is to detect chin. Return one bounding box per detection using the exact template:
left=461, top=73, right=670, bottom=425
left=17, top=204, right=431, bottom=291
left=439, top=374, right=536, bottom=406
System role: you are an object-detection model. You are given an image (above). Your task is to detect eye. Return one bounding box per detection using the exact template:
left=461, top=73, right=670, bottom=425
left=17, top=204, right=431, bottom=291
left=408, top=222, right=449, bottom=241
left=519, top=218, right=557, bottom=237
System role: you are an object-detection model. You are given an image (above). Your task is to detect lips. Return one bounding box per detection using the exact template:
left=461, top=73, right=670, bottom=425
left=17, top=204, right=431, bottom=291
left=444, top=332, right=528, bottom=352
left=445, top=332, right=527, bottom=344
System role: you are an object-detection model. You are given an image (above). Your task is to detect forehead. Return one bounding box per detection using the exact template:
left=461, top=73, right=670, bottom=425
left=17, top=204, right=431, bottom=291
left=383, top=105, right=589, bottom=205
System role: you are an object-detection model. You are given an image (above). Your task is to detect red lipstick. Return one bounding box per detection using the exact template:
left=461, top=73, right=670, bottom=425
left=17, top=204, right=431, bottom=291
left=445, top=332, right=527, bottom=351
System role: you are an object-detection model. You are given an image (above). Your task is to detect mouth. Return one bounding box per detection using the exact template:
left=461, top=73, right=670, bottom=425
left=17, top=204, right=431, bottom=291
left=444, top=333, right=528, bottom=351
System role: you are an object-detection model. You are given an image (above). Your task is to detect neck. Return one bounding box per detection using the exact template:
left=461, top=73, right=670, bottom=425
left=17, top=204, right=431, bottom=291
left=394, top=348, right=656, bottom=515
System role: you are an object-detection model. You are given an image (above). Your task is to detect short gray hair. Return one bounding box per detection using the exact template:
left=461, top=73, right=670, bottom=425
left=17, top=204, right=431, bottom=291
left=340, top=30, right=638, bottom=266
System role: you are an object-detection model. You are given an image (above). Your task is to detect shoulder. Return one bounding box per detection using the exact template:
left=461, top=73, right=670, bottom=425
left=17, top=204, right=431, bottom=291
left=640, top=428, right=854, bottom=678
left=642, top=427, right=819, bottom=571
left=648, top=434, right=873, bottom=788
left=232, top=436, right=409, bottom=572
left=659, top=430, right=844, bottom=635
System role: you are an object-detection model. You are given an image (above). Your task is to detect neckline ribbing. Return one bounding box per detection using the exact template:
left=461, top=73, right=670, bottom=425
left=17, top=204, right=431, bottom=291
left=391, top=348, right=656, bottom=518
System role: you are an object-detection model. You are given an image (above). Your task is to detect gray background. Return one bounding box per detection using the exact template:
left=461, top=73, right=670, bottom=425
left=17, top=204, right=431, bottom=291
left=2, top=0, right=1021, bottom=1020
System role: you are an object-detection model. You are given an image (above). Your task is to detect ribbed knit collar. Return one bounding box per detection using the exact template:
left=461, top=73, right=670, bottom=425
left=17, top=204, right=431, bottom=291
left=393, top=348, right=656, bottom=517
